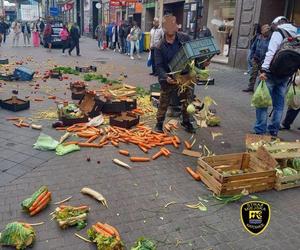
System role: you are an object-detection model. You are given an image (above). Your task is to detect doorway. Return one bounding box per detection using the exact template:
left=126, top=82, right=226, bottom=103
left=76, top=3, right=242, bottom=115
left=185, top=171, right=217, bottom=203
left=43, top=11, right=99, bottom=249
left=92, top=1, right=99, bottom=38
left=145, top=7, right=155, bottom=31
left=164, top=1, right=185, bottom=26
left=133, top=13, right=142, bottom=27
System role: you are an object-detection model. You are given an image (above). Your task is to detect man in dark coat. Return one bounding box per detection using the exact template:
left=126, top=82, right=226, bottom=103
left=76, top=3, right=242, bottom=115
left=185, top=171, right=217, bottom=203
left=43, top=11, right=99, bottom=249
left=69, top=23, right=81, bottom=56
left=154, top=14, right=194, bottom=133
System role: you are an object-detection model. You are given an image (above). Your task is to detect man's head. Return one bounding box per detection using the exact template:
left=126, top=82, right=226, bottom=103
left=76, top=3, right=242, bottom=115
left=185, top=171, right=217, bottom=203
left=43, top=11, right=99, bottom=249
left=261, top=24, right=271, bottom=37
left=153, top=18, right=159, bottom=28
left=162, top=14, right=178, bottom=36
left=271, top=16, right=288, bottom=29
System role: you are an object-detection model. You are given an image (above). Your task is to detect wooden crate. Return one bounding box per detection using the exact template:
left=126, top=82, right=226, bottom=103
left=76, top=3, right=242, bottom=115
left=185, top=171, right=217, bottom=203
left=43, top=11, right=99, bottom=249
left=275, top=173, right=300, bottom=191
left=197, top=148, right=276, bottom=195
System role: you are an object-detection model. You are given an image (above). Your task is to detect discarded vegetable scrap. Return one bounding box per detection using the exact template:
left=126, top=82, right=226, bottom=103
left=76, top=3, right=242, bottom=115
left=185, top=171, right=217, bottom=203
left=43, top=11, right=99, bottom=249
left=81, top=187, right=108, bottom=207
left=21, top=186, right=51, bottom=216
left=52, top=205, right=89, bottom=230
left=87, top=222, right=124, bottom=250
left=131, top=237, right=156, bottom=250
left=0, top=222, right=35, bottom=250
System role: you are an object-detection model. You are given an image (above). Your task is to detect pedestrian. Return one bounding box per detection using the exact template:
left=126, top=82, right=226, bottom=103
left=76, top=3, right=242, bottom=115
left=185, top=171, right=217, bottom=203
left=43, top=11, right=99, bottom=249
left=198, top=26, right=212, bottom=38
left=11, top=20, right=21, bottom=47
left=118, top=21, right=125, bottom=53
left=22, top=22, right=31, bottom=47
left=129, top=21, right=142, bottom=60
left=281, top=74, right=300, bottom=130
left=69, top=23, right=81, bottom=56
left=31, top=21, right=40, bottom=47
left=95, top=22, right=106, bottom=50
left=0, top=17, right=6, bottom=47
left=154, top=14, right=194, bottom=133
left=43, top=22, right=53, bottom=52
left=254, top=16, right=298, bottom=137
left=245, top=24, right=261, bottom=75
left=59, top=24, right=69, bottom=55
left=123, top=21, right=131, bottom=55
left=149, top=18, right=164, bottom=76
left=243, top=24, right=271, bottom=92
left=112, top=23, right=120, bottom=51
left=108, top=23, right=113, bottom=49
left=38, top=18, right=45, bottom=42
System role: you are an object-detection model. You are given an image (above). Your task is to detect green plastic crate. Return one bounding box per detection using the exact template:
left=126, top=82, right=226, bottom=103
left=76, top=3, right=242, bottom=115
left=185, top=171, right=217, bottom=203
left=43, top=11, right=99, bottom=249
left=150, top=82, right=161, bottom=92
left=169, top=36, right=220, bottom=72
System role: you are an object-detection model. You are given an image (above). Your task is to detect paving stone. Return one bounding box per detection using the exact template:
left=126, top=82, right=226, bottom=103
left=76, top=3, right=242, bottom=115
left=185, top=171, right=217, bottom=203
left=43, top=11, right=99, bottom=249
left=0, top=159, right=18, bottom=171
left=6, top=164, right=31, bottom=177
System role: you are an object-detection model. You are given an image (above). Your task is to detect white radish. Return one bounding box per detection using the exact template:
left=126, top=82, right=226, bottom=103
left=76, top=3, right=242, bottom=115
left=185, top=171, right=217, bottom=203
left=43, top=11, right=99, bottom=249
left=81, top=187, right=108, bottom=207
left=113, top=158, right=131, bottom=169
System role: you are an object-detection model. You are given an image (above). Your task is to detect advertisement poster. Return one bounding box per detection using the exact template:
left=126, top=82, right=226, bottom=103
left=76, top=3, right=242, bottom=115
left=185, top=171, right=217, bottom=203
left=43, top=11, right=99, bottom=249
left=20, top=4, right=39, bottom=21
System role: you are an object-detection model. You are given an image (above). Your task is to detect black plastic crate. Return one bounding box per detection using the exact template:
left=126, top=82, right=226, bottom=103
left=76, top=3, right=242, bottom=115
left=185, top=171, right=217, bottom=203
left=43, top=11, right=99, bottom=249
left=0, top=97, right=30, bottom=111
left=0, top=59, right=9, bottom=64
left=99, top=98, right=137, bottom=114
left=0, top=74, right=16, bottom=81
left=13, top=66, right=35, bottom=81
left=75, top=66, right=97, bottom=73
left=169, top=37, right=220, bottom=72
left=110, top=112, right=140, bottom=129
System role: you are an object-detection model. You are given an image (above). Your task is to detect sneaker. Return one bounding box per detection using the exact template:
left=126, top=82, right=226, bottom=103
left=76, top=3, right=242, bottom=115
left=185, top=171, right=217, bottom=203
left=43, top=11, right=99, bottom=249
left=130, top=56, right=134, bottom=60
left=62, top=53, right=65, bottom=56
left=154, top=122, right=164, bottom=133
left=137, top=55, right=141, bottom=59
left=244, top=72, right=248, bottom=75
left=181, top=121, right=196, bottom=133
left=242, top=88, right=254, bottom=93
left=68, top=51, right=71, bottom=56
left=149, top=72, right=155, bottom=76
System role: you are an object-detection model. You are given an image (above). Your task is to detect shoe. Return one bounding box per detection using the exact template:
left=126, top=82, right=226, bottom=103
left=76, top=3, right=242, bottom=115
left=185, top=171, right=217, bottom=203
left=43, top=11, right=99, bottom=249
left=149, top=73, right=155, bottom=76
left=242, top=88, right=254, bottom=93
left=62, top=53, right=65, bottom=56
left=154, top=122, right=164, bottom=133
left=181, top=121, right=196, bottom=133
left=244, top=72, right=248, bottom=75
left=137, top=55, right=141, bottom=59
left=130, top=56, right=134, bottom=60
left=77, top=54, right=81, bottom=56
left=279, top=124, right=290, bottom=130
left=68, top=51, right=71, bottom=56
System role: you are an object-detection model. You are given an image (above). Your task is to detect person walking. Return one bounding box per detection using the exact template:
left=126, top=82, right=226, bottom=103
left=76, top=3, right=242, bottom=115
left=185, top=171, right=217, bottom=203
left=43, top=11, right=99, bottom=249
left=22, top=22, right=31, bottom=46
left=43, top=22, right=53, bottom=52
left=129, top=21, right=142, bottom=60
left=243, top=24, right=271, bottom=92
left=254, top=16, right=298, bottom=137
left=118, top=21, right=125, bottom=53
left=112, top=23, right=120, bottom=51
left=154, top=14, right=194, bottom=133
left=0, top=17, right=6, bottom=47
left=245, top=24, right=261, bottom=75
left=11, top=20, right=21, bottom=47
left=38, top=18, right=45, bottom=42
left=123, top=21, right=131, bottom=55
left=95, top=23, right=106, bottom=50
left=69, top=23, right=81, bottom=56
left=32, top=21, right=40, bottom=47
left=149, top=18, right=164, bottom=75
left=59, top=25, right=69, bottom=55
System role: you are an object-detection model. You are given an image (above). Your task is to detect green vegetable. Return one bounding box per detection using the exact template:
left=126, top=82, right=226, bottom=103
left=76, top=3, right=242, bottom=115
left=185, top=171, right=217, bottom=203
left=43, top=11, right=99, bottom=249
left=53, top=66, right=79, bottom=75
left=207, top=116, right=221, bottom=126
left=53, top=206, right=89, bottom=229
left=87, top=228, right=124, bottom=250
left=282, top=167, right=298, bottom=176
left=251, top=80, right=272, bottom=108
left=21, top=186, right=48, bottom=210
left=131, top=237, right=156, bottom=250
left=136, top=87, right=150, bottom=97
left=0, top=222, right=35, bottom=250
left=291, top=158, right=300, bottom=171
left=213, top=192, right=246, bottom=204
left=187, top=103, right=196, bottom=114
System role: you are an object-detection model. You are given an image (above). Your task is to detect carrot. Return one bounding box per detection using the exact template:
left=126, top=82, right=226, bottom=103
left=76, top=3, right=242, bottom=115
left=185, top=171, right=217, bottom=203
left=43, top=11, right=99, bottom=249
left=174, top=136, right=181, bottom=144
left=86, top=135, right=99, bottom=143
left=72, top=205, right=89, bottom=211
left=92, top=225, right=112, bottom=237
left=98, top=141, right=109, bottom=147
left=29, top=192, right=51, bottom=216
left=186, top=167, right=201, bottom=181
left=13, top=123, right=22, bottom=128
left=118, top=138, right=127, bottom=143
left=184, top=141, right=192, bottom=150
left=119, top=150, right=129, bottom=156
left=6, top=117, right=21, bottom=121
left=20, top=122, right=30, bottom=128
left=161, top=148, right=169, bottom=157
left=96, top=222, right=115, bottom=236
left=48, top=96, right=56, bottom=100
left=104, top=223, right=121, bottom=240
left=152, top=150, right=163, bottom=160
left=34, top=98, right=44, bottom=101
left=111, top=140, right=119, bottom=147
left=98, top=135, right=108, bottom=144
left=138, top=142, right=152, bottom=149
left=138, top=144, right=148, bottom=153
left=78, top=143, right=103, bottom=148
left=29, top=190, right=48, bottom=211
left=63, top=141, right=78, bottom=146
left=130, top=157, right=150, bottom=162
left=172, top=139, right=179, bottom=148
left=162, top=147, right=171, bottom=155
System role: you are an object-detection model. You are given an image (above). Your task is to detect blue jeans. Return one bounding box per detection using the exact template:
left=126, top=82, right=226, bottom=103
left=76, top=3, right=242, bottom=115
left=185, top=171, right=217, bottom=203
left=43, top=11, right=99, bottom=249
left=130, top=40, right=140, bottom=57
left=254, top=74, right=289, bottom=136
left=98, top=39, right=103, bottom=48
left=126, top=41, right=130, bottom=54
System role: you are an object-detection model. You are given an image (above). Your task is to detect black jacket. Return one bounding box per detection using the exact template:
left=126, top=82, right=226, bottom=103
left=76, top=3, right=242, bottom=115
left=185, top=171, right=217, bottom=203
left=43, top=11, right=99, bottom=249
left=70, top=26, right=80, bottom=41
left=22, top=24, right=31, bottom=34
left=155, top=32, right=190, bottom=86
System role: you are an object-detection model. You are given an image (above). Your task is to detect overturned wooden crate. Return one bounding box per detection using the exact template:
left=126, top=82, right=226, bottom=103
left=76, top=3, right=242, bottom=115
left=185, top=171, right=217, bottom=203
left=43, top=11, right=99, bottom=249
left=197, top=148, right=276, bottom=195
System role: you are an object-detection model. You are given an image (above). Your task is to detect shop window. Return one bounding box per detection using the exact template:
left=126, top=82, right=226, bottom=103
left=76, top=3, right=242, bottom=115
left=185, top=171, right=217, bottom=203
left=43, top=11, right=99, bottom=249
left=207, top=0, right=236, bottom=63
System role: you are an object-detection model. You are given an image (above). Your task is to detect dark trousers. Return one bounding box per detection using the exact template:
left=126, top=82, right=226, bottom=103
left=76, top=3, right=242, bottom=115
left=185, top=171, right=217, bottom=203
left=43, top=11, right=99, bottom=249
left=150, top=48, right=156, bottom=74
left=282, top=108, right=300, bottom=129
left=62, top=39, right=69, bottom=53
left=248, top=59, right=261, bottom=90
left=120, top=36, right=126, bottom=53
left=69, top=39, right=80, bottom=55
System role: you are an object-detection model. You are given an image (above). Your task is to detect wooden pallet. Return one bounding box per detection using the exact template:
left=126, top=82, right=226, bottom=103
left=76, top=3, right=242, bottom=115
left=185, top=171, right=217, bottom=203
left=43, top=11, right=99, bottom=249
left=197, top=148, right=276, bottom=195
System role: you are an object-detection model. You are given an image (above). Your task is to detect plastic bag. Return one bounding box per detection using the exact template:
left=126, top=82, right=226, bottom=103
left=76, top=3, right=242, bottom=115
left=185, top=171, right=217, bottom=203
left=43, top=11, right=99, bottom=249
left=0, top=222, right=35, bottom=250
left=147, top=52, right=152, bottom=67
left=251, top=80, right=272, bottom=108
left=56, top=144, right=80, bottom=156
left=286, top=84, right=300, bottom=110
left=87, top=114, right=104, bottom=127
left=33, top=133, right=59, bottom=151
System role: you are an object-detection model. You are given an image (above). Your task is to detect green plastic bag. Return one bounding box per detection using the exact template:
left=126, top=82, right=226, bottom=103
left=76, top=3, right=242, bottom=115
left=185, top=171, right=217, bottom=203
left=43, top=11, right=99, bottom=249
left=286, top=84, right=300, bottom=110
left=251, top=80, right=272, bottom=108
left=56, top=144, right=80, bottom=156
left=33, top=133, right=59, bottom=151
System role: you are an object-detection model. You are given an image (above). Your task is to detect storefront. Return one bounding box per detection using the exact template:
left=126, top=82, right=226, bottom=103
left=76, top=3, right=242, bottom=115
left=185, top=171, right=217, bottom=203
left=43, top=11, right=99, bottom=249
left=61, top=1, right=75, bottom=24
left=163, top=0, right=185, bottom=27
left=206, top=0, right=236, bottom=63
left=286, top=0, right=300, bottom=27
left=143, top=0, right=155, bottom=32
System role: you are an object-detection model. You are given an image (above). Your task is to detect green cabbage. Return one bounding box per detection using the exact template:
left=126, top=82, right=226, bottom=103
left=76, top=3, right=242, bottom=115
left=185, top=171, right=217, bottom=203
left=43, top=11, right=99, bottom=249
left=131, top=237, right=156, bottom=250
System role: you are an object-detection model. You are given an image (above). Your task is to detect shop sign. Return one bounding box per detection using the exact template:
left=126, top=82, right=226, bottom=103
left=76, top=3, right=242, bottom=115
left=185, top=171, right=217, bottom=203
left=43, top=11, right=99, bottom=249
left=135, top=3, right=142, bottom=13
left=63, top=2, right=74, bottom=11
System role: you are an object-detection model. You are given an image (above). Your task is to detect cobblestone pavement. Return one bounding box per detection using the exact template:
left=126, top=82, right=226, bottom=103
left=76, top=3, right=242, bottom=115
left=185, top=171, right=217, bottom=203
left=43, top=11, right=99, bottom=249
left=0, top=37, right=299, bottom=250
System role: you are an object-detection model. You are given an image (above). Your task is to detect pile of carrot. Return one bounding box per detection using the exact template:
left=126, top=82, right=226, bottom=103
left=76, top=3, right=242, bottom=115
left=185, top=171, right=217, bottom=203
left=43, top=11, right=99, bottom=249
left=91, top=222, right=121, bottom=241
left=6, top=117, right=30, bottom=128
left=61, top=123, right=182, bottom=161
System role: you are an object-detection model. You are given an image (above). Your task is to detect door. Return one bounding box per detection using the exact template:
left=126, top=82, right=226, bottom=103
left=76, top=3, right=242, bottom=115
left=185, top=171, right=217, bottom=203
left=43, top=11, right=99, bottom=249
left=92, top=1, right=99, bottom=38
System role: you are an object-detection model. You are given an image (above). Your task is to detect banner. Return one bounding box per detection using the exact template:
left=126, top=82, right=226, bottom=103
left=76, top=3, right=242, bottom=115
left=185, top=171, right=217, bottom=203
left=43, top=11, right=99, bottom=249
left=20, top=4, right=39, bottom=21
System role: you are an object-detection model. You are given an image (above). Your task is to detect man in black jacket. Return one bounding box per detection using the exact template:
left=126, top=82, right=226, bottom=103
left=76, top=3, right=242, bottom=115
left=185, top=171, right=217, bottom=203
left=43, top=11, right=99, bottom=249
left=154, top=14, right=194, bottom=133
left=69, top=23, right=81, bottom=56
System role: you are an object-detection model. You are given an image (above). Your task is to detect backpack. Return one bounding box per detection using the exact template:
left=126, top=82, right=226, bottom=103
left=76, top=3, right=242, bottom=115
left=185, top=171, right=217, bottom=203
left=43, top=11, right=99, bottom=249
left=270, top=29, right=300, bottom=78
left=60, top=29, right=69, bottom=40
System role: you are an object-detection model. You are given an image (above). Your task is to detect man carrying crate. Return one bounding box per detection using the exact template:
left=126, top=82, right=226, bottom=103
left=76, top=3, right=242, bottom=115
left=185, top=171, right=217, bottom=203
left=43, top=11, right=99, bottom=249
left=154, top=14, right=195, bottom=133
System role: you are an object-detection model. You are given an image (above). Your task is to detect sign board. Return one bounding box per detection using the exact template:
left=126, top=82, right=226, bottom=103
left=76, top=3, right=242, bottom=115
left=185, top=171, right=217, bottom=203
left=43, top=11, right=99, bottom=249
left=96, top=3, right=101, bottom=9
left=50, top=7, right=59, bottom=16
left=20, top=5, right=39, bottom=21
